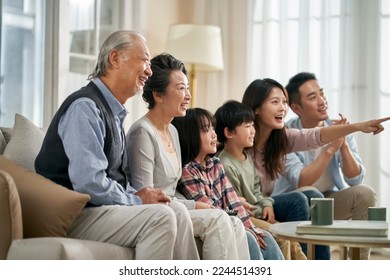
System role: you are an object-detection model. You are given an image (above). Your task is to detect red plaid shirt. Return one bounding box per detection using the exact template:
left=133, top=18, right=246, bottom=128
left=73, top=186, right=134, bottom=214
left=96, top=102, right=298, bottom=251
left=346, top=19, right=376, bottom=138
left=177, top=155, right=263, bottom=234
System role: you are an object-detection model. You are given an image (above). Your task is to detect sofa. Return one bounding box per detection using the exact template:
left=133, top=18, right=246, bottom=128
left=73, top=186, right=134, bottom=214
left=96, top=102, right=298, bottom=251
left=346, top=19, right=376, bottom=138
left=0, top=114, right=135, bottom=259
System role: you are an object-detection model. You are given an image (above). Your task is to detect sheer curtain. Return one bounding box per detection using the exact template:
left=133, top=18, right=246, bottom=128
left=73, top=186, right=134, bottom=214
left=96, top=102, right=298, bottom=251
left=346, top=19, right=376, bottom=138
left=190, top=0, right=388, bottom=206
left=247, top=0, right=387, bottom=207
left=379, top=1, right=390, bottom=211
left=338, top=0, right=383, bottom=205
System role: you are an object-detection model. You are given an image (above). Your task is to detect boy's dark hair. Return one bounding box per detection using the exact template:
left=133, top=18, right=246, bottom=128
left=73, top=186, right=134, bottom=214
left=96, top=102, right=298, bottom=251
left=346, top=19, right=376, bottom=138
left=172, top=108, right=215, bottom=166
left=285, top=72, right=317, bottom=106
left=214, top=100, right=254, bottom=144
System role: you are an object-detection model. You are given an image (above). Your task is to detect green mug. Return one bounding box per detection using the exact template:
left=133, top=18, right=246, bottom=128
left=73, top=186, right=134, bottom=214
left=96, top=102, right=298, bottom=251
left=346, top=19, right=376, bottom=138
left=310, top=198, right=334, bottom=226
left=368, top=207, right=387, bottom=221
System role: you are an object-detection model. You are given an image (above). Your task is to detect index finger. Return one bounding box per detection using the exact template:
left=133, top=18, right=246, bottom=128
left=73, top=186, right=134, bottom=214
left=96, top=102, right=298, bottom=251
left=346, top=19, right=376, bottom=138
left=376, top=116, right=390, bottom=123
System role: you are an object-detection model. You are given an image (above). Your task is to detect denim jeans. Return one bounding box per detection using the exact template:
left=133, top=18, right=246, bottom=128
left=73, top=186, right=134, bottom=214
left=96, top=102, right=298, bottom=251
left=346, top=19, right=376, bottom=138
left=260, top=230, right=285, bottom=260
left=301, top=188, right=325, bottom=205
left=271, top=191, right=330, bottom=260
left=272, top=192, right=310, bottom=222
left=246, top=230, right=284, bottom=260
left=246, top=231, right=264, bottom=260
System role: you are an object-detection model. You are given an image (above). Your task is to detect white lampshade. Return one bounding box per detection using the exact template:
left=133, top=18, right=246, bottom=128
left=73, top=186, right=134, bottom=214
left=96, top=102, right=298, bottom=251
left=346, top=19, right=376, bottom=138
left=166, top=24, right=224, bottom=72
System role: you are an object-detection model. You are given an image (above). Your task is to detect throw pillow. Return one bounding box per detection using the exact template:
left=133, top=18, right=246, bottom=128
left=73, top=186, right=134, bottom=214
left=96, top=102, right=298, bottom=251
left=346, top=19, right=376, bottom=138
left=0, top=155, right=90, bottom=238
left=0, top=170, right=23, bottom=259
left=0, top=127, right=13, bottom=143
left=3, top=114, right=45, bottom=171
left=0, top=130, right=6, bottom=154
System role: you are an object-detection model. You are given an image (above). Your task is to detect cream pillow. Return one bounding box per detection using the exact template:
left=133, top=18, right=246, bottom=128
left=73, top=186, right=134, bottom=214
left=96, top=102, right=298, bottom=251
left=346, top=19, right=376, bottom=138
left=3, top=114, right=45, bottom=171
left=0, top=130, right=6, bottom=154
left=0, top=155, right=90, bottom=238
left=0, top=127, right=12, bottom=143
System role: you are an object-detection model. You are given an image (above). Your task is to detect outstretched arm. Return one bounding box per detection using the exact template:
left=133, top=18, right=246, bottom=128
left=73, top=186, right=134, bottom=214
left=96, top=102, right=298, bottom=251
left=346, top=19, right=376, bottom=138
left=319, top=116, right=390, bottom=144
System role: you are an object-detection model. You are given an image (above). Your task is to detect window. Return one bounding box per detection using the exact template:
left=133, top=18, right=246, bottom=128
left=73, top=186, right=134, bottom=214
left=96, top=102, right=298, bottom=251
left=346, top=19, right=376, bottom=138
left=251, top=0, right=388, bottom=206
left=0, top=0, right=45, bottom=126
left=250, top=0, right=341, bottom=118
left=1, top=0, right=139, bottom=129
left=68, top=0, right=124, bottom=95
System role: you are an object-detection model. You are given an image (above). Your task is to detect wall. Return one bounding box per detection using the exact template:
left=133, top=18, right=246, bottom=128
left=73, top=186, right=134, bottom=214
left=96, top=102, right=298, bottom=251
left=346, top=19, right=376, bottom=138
left=145, top=0, right=194, bottom=55
left=123, top=0, right=196, bottom=131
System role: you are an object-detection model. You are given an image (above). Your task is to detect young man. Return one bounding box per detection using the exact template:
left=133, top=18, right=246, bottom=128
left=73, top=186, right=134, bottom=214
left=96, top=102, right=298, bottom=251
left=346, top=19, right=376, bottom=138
left=35, top=31, right=199, bottom=260
left=275, top=72, right=377, bottom=259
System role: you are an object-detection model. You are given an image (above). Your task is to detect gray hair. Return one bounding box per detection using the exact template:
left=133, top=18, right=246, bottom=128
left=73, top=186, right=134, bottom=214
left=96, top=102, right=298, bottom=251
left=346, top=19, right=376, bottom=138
left=88, top=30, right=146, bottom=80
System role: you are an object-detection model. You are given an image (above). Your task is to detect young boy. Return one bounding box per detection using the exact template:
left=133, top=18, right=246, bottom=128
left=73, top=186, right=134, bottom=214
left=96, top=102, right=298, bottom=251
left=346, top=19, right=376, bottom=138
left=215, top=100, right=306, bottom=260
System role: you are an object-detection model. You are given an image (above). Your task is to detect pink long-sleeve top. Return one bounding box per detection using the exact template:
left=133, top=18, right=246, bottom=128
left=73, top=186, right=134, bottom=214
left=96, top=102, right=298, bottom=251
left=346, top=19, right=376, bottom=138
left=249, top=127, right=324, bottom=197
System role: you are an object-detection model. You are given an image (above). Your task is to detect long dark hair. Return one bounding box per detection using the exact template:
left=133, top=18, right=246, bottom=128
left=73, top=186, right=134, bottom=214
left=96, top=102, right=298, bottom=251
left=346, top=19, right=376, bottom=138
left=242, top=78, right=289, bottom=180
left=172, top=108, right=215, bottom=166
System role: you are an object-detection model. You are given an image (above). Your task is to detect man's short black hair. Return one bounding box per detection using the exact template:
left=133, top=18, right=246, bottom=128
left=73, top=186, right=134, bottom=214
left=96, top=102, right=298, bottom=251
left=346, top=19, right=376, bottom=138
left=285, top=72, right=317, bottom=106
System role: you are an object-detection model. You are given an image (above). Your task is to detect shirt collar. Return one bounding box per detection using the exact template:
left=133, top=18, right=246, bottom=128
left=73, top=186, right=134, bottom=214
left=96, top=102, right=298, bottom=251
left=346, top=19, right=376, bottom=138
left=192, top=155, right=214, bottom=171
left=92, top=78, right=128, bottom=121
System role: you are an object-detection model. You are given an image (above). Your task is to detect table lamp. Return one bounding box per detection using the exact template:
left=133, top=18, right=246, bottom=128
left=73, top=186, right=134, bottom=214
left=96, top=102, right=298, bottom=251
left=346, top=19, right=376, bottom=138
left=166, top=24, right=224, bottom=107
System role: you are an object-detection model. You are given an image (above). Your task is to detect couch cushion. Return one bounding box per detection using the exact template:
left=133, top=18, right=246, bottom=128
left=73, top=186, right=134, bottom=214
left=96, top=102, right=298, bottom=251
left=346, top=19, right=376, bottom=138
left=2, top=114, right=44, bottom=171
left=7, top=237, right=134, bottom=260
left=0, top=170, right=23, bottom=260
left=0, top=130, right=6, bottom=154
left=0, top=156, right=90, bottom=238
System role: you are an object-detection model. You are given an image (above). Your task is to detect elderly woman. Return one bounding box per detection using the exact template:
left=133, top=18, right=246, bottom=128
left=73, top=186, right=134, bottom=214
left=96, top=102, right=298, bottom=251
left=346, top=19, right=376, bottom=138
left=126, top=53, right=250, bottom=260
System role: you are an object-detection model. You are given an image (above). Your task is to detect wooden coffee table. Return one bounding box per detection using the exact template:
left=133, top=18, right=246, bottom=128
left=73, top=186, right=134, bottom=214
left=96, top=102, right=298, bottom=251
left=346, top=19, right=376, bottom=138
left=269, top=221, right=390, bottom=260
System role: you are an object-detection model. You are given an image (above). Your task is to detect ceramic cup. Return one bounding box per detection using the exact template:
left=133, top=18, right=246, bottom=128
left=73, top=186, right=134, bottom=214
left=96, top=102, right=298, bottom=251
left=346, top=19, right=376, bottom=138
left=310, top=198, right=334, bottom=226
left=368, top=207, right=387, bottom=221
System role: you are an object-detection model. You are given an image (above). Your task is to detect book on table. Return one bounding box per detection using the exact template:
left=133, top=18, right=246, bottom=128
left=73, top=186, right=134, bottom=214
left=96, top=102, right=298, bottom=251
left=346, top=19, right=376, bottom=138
left=296, top=220, right=388, bottom=237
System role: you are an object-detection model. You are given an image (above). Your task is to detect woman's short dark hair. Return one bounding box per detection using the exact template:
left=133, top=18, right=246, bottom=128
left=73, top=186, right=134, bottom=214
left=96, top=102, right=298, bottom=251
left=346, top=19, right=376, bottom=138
left=142, top=53, right=187, bottom=109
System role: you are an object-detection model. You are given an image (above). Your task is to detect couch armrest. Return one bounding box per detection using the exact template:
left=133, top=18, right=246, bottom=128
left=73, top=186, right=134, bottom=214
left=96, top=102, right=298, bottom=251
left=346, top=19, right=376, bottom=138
left=7, top=237, right=134, bottom=260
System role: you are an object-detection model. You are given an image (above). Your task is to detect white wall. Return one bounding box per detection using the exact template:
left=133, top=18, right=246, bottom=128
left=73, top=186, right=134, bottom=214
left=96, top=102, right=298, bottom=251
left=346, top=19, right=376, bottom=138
left=123, top=0, right=193, bottom=131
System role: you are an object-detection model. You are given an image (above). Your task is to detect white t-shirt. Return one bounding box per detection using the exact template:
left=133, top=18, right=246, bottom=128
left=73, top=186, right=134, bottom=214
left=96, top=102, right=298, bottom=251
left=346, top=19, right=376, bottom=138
left=310, top=146, right=334, bottom=192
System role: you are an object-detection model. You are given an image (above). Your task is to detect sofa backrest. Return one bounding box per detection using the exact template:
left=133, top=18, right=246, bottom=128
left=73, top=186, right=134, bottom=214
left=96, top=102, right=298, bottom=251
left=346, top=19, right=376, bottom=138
left=0, top=170, right=23, bottom=259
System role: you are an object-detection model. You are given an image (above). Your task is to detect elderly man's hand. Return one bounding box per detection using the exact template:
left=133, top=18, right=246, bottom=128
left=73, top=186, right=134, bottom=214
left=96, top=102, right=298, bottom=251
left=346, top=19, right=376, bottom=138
left=136, top=187, right=171, bottom=204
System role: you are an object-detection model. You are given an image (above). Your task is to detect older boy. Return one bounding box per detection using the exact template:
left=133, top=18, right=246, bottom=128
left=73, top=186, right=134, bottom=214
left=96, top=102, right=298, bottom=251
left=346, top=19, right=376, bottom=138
left=215, top=100, right=306, bottom=260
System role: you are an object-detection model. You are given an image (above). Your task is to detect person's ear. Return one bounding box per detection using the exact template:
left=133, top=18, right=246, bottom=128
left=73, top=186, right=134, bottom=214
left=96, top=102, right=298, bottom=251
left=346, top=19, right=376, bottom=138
left=108, top=49, right=121, bottom=69
left=224, top=127, right=234, bottom=139
left=152, top=91, right=164, bottom=103
left=290, top=103, right=302, bottom=116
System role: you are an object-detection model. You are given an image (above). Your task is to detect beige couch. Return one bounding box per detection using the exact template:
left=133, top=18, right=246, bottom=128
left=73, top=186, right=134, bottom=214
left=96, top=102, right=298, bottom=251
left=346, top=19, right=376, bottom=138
left=0, top=114, right=134, bottom=259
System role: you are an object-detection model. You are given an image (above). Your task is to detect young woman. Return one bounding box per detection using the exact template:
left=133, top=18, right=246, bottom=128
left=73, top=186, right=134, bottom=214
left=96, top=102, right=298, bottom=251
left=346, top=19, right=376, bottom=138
left=126, top=53, right=250, bottom=260
left=172, top=108, right=284, bottom=260
left=242, top=78, right=390, bottom=259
